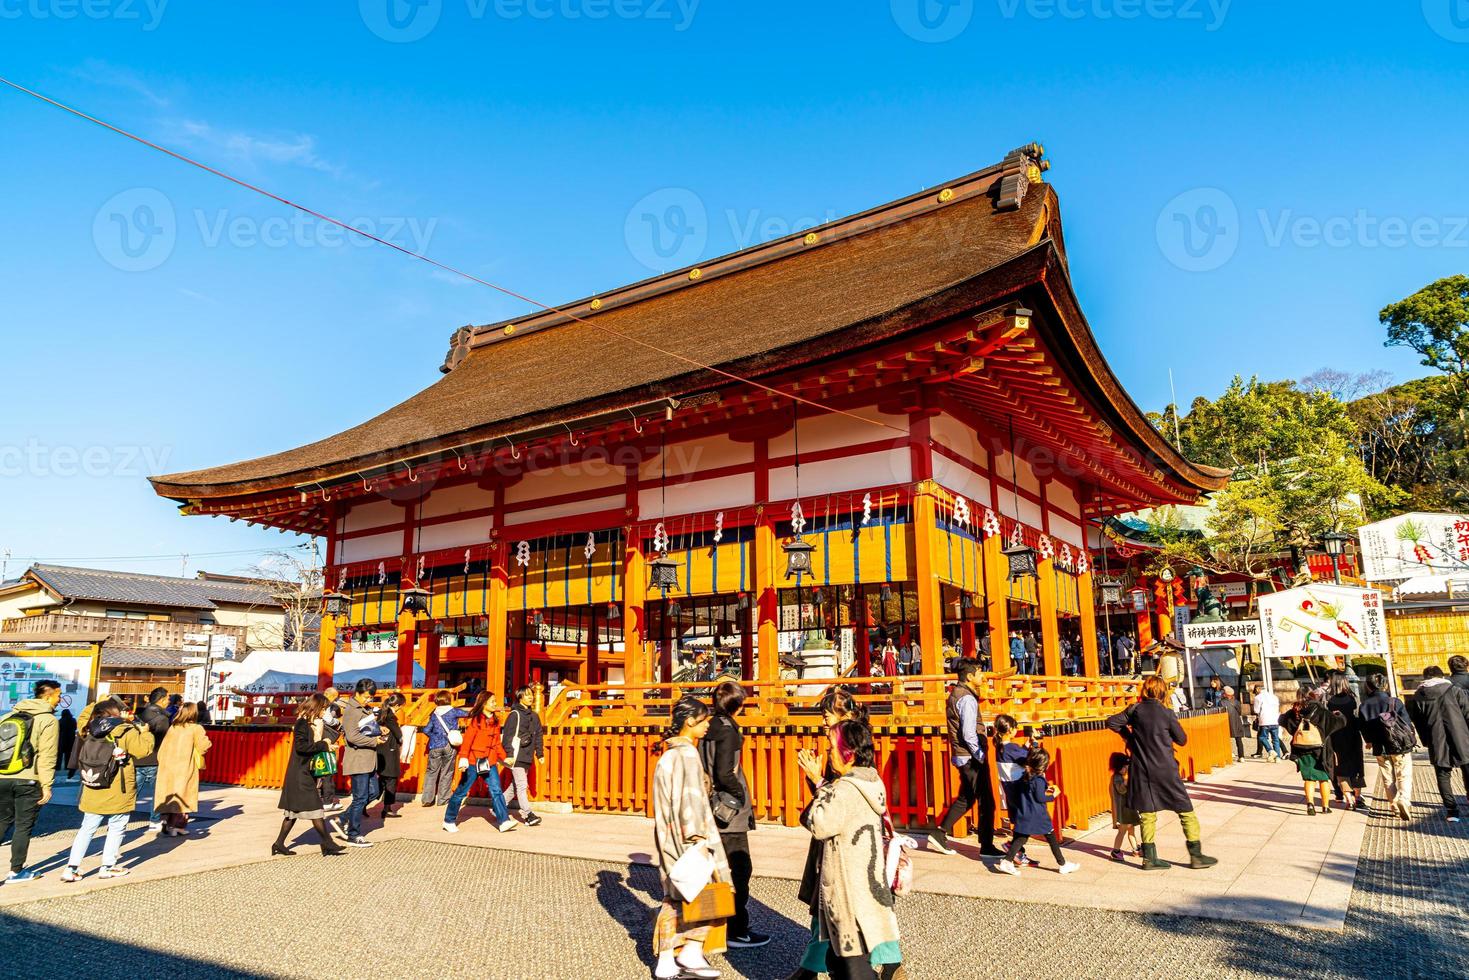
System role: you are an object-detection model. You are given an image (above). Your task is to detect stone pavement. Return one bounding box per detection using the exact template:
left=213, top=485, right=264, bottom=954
left=1, top=759, right=1466, bottom=978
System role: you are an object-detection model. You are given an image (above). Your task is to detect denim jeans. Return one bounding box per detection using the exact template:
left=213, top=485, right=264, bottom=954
left=345, top=772, right=379, bottom=838
left=69, top=812, right=129, bottom=869
left=1258, top=725, right=1283, bottom=758
left=134, top=765, right=160, bottom=825
left=444, top=761, right=510, bottom=825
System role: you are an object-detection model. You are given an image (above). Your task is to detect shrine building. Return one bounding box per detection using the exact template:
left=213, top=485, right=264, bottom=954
left=150, top=144, right=1228, bottom=713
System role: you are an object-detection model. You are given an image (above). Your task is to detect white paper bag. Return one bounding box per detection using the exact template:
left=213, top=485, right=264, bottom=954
left=399, top=726, right=418, bottom=765
left=669, top=842, right=716, bottom=903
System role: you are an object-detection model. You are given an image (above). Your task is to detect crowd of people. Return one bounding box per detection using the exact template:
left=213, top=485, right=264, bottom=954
left=0, top=684, right=215, bottom=883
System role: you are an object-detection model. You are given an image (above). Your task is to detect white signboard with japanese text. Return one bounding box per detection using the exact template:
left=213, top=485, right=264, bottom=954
left=1357, top=512, right=1469, bottom=582
left=1257, top=584, right=1389, bottom=659
left=0, top=652, right=98, bottom=715
left=1183, top=619, right=1263, bottom=649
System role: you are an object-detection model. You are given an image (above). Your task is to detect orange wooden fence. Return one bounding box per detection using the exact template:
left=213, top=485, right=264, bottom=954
left=205, top=710, right=1231, bottom=832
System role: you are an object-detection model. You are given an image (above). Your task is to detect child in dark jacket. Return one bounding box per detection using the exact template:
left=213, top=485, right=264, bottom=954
left=997, top=745, right=1079, bottom=876
left=1108, top=752, right=1140, bottom=861
left=992, top=715, right=1034, bottom=867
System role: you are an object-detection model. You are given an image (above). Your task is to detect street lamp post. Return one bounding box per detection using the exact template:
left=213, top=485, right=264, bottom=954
left=1321, top=531, right=1350, bottom=584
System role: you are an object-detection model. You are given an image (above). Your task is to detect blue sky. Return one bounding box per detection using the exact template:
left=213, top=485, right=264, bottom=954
left=2, top=1, right=1466, bottom=577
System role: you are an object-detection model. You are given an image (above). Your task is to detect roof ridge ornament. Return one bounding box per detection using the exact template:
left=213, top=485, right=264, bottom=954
left=995, top=142, right=1049, bottom=212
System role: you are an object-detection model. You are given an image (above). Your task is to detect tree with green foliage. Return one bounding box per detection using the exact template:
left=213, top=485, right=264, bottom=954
left=1382, top=274, right=1469, bottom=398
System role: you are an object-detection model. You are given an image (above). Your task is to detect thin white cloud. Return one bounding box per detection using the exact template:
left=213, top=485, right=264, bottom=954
left=167, top=119, right=346, bottom=179
left=71, top=59, right=171, bottom=108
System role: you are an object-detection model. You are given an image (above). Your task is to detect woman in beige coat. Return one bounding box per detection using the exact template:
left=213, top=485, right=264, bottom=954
left=652, top=697, right=730, bottom=980
left=155, top=702, right=212, bottom=835
left=804, top=719, right=903, bottom=980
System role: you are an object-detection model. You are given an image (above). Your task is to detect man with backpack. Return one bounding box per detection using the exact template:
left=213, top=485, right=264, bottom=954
left=1358, top=673, right=1417, bottom=820
left=134, top=687, right=173, bottom=833
left=64, top=699, right=155, bottom=881
left=0, top=680, right=62, bottom=884
left=1407, top=665, right=1469, bottom=823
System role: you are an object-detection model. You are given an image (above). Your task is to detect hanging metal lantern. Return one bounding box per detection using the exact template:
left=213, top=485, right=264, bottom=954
left=400, top=586, right=430, bottom=615
left=322, top=590, right=350, bottom=617
left=648, top=552, right=680, bottom=594
left=783, top=537, right=816, bottom=581
left=879, top=583, right=893, bottom=603
left=606, top=602, right=621, bottom=621
left=736, top=592, right=750, bottom=611
left=1100, top=579, right=1123, bottom=605
left=669, top=601, right=682, bottom=618
left=1002, top=542, right=1038, bottom=581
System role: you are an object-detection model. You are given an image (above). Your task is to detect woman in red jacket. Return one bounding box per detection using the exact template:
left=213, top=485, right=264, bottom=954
left=442, top=691, right=517, bottom=834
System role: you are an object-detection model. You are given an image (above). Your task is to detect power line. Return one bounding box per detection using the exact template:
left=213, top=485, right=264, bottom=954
left=17, top=544, right=310, bottom=565
left=0, top=74, right=904, bottom=437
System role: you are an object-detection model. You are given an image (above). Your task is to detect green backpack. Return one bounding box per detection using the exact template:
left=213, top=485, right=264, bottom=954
left=0, top=710, right=39, bottom=776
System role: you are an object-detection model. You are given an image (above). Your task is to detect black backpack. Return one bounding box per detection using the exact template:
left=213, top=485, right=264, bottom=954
left=77, top=720, right=130, bottom=790
left=1378, top=699, right=1418, bottom=756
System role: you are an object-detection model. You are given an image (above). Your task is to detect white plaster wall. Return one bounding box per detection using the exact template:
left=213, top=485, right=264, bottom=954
left=769, top=448, right=911, bottom=501
left=769, top=408, right=906, bottom=457
left=420, top=482, right=493, bottom=520
left=996, top=486, right=1044, bottom=530
left=502, top=493, right=624, bottom=529
left=1048, top=514, right=1084, bottom=548
left=932, top=412, right=990, bottom=470
left=505, top=464, right=624, bottom=507
left=934, top=457, right=991, bottom=509
left=639, top=434, right=751, bottom=481
left=1047, top=480, right=1082, bottom=518
left=342, top=498, right=402, bottom=534
left=417, top=515, right=495, bottom=550
left=638, top=473, right=754, bottom=518
left=338, top=531, right=403, bottom=563
left=993, top=449, right=1041, bottom=494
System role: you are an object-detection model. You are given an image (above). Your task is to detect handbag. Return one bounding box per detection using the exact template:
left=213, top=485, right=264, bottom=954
left=710, top=790, right=742, bottom=827
left=669, top=841, right=717, bottom=903
left=880, top=809, right=916, bottom=898
left=680, top=881, right=735, bottom=924
left=436, top=711, right=463, bottom=748
left=1291, top=716, right=1322, bottom=749
left=309, top=749, right=339, bottom=778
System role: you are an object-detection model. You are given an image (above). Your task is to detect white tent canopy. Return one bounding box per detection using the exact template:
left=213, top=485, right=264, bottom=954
left=226, top=648, right=424, bottom=694
left=1393, top=573, right=1469, bottom=598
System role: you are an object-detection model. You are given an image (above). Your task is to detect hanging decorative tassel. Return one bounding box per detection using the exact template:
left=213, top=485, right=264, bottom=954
left=653, top=521, right=669, bottom=553
left=338, top=569, right=347, bottom=590
left=1077, top=550, right=1090, bottom=574
left=515, top=541, right=531, bottom=567
left=1038, top=535, right=1055, bottom=561
left=584, top=531, right=596, bottom=561
left=464, top=549, right=471, bottom=575
left=377, top=561, right=386, bottom=585
left=791, top=500, right=806, bottom=534
left=982, top=507, right=1001, bottom=538
left=954, top=495, right=971, bottom=527
left=713, top=511, right=724, bottom=544
left=861, top=492, right=873, bottom=526
left=1060, top=542, right=1073, bottom=569
left=416, top=555, right=425, bottom=583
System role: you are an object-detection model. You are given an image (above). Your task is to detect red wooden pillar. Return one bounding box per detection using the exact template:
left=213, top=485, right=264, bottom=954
left=423, top=629, right=442, bottom=689
left=739, top=599, right=755, bottom=680
left=960, top=619, right=977, bottom=658
left=396, top=625, right=417, bottom=689
left=586, top=607, right=600, bottom=687
left=854, top=589, right=872, bottom=676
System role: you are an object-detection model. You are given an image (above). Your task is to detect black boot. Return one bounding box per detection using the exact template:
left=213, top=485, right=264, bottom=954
left=1140, top=843, right=1170, bottom=870
left=312, top=819, right=347, bottom=856
left=1185, top=840, right=1218, bottom=869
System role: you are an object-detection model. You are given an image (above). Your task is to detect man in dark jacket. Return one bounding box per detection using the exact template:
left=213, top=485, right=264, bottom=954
left=1449, top=655, right=1469, bottom=694
left=1358, top=674, right=1416, bottom=820
left=1221, top=686, right=1246, bottom=760
left=930, top=658, right=1002, bottom=857
left=1407, top=665, right=1469, bottom=822
left=134, top=686, right=172, bottom=832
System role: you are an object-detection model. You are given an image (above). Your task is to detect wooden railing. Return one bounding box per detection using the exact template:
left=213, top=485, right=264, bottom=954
left=201, top=707, right=1231, bottom=833
left=544, top=672, right=1141, bottom=729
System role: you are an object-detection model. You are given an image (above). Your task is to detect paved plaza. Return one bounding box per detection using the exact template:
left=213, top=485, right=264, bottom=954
left=2, top=758, right=1466, bottom=979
